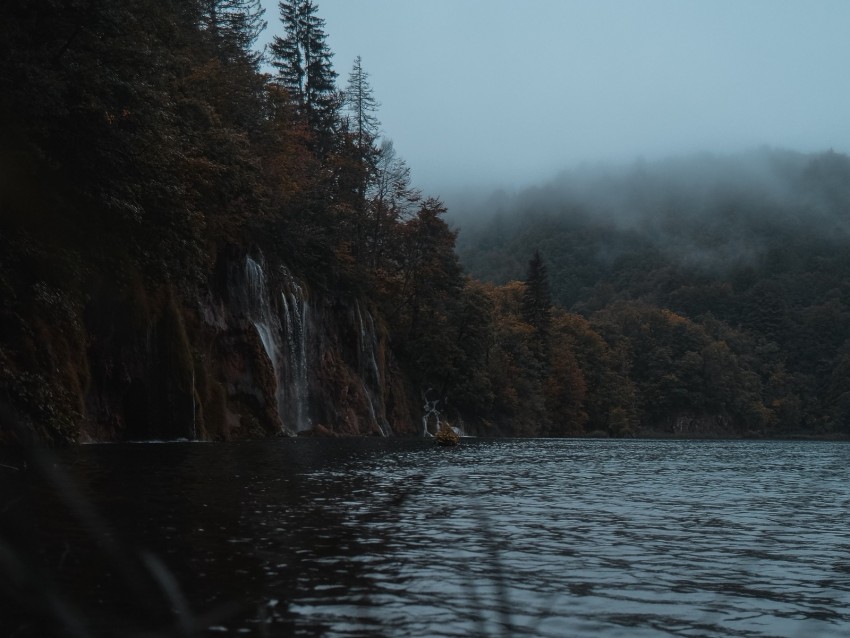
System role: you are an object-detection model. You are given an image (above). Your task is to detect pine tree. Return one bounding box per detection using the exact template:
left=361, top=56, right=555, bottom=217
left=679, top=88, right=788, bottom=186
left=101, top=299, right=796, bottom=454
left=339, top=55, right=380, bottom=262
left=194, top=0, right=268, bottom=134
left=301, top=2, right=338, bottom=126
left=343, top=55, right=380, bottom=153
left=393, top=197, right=465, bottom=398
left=198, top=0, right=267, bottom=66
left=270, top=0, right=305, bottom=101
left=522, top=250, right=552, bottom=338
left=270, top=0, right=338, bottom=137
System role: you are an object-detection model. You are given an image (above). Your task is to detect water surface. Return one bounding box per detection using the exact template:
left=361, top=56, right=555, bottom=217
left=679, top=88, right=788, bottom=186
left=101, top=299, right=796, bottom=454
left=3, top=438, right=850, bottom=637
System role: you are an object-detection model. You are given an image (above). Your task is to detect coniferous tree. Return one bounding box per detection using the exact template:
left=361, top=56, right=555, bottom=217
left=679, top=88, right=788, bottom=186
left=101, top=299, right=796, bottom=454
left=193, top=0, right=269, bottom=136
left=338, top=55, right=381, bottom=262
left=343, top=55, right=380, bottom=153
left=300, top=1, right=337, bottom=122
left=198, top=0, right=266, bottom=66
left=522, top=250, right=553, bottom=426
left=270, top=0, right=338, bottom=139
left=391, top=197, right=464, bottom=401
left=270, top=0, right=305, bottom=100
left=522, top=250, right=552, bottom=338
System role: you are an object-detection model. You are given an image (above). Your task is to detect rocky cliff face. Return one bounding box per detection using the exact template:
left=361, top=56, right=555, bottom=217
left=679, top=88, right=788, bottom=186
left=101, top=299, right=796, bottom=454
left=1, top=244, right=420, bottom=443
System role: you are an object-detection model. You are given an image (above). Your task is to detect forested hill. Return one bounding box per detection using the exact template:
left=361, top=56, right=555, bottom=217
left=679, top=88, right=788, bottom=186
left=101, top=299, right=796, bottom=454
left=0, top=1, right=488, bottom=443
left=455, top=149, right=850, bottom=436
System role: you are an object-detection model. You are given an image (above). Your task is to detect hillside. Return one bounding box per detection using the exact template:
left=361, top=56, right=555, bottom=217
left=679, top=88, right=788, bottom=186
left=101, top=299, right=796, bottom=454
left=455, top=149, right=850, bottom=436
left=0, top=1, right=482, bottom=442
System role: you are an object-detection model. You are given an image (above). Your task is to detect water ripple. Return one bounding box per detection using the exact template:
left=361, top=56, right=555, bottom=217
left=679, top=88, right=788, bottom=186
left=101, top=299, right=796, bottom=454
left=10, top=438, right=850, bottom=637
left=283, top=439, right=850, bottom=637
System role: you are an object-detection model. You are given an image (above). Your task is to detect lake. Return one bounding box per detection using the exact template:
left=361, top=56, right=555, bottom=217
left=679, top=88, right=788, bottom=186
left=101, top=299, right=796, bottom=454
left=2, top=438, right=850, bottom=637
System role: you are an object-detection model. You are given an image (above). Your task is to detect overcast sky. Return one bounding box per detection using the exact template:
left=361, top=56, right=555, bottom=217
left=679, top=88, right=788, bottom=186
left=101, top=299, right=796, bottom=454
left=260, top=1, right=850, bottom=199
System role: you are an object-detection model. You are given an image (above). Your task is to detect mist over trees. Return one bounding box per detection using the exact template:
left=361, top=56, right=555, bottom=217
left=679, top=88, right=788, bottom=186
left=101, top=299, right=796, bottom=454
left=454, top=149, right=850, bottom=435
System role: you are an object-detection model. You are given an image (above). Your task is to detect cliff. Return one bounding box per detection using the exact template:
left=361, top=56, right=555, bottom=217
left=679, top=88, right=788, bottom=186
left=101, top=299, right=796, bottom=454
left=0, top=242, right=419, bottom=444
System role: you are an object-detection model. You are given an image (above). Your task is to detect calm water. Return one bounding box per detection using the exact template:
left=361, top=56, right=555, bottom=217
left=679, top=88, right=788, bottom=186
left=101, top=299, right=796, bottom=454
left=3, top=438, right=850, bottom=637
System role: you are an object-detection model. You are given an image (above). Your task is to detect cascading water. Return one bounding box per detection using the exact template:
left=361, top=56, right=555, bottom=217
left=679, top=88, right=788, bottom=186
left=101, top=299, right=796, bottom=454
left=240, top=256, right=312, bottom=432
left=280, top=267, right=311, bottom=432
left=244, top=256, right=285, bottom=424
left=451, top=418, right=466, bottom=438
left=355, top=301, right=391, bottom=437
left=421, top=392, right=464, bottom=438
left=422, top=389, right=440, bottom=437
left=241, top=255, right=393, bottom=435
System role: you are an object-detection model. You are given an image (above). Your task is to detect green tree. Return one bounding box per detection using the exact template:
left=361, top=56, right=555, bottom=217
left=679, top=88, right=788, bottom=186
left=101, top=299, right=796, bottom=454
left=397, top=198, right=462, bottom=340
left=484, top=281, right=550, bottom=435
left=443, top=279, right=495, bottom=417
left=343, top=55, right=380, bottom=154
left=368, top=139, right=421, bottom=269
left=336, top=56, right=381, bottom=264
left=545, top=334, right=588, bottom=436
left=380, top=198, right=465, bottom=405
left=270, top=0, right=338, bottom=141
left=550, top=311, right=636, bottom=436
left=198, top=0, right=267, bottom=66
left=522, top=249, right=553, bottom=392
left=522, top=250, right=552, bottom=338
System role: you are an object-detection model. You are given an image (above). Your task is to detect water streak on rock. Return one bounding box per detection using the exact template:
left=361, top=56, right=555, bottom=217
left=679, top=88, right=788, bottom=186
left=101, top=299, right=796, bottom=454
left=244, top=255, right=285, bottom=425
left=356, top=301, right=391, bottom=436
left=280, top=266, right=311, bottom=432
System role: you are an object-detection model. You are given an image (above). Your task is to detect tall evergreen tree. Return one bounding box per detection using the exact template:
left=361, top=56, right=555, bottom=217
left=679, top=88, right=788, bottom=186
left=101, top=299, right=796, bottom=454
left=523, top=250, right=552, bottom=337
left=393, top=198, right=465, bottom=399
left=193, top=0, right=268, bottom=135
left=343, top=55, right=380, bottom=153
left=338, top=55, right=380, bottom=262
left=198, top=0, right=267, bottom=66
left=270, top=0, right=338, bottom=137
left=271, top=0, right=306, bottom=101
left=519, top=251, right=553, bottom=431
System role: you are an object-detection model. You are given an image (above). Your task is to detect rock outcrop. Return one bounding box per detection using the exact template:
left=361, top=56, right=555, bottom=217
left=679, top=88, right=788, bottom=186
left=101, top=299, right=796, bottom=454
left=1, top=244, right=420, bottom=443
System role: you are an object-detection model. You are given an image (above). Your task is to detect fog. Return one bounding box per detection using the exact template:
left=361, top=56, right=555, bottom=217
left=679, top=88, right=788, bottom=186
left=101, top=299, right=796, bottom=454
left=259, top=0, right=850, bottom=204
left=453, top=147, right=850, bottom=236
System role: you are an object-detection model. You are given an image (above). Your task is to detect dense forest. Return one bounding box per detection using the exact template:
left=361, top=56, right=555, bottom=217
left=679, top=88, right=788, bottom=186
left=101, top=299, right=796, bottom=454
left=0, top=0, right=480, bottom=442
left=456, top=149, right=850, bottom=436
left=2, top=2, right=848, bottom=442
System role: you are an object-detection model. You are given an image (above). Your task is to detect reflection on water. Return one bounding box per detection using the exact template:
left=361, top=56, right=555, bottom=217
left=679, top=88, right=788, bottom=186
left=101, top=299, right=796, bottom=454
left=2, top=438, right=850, bottom=637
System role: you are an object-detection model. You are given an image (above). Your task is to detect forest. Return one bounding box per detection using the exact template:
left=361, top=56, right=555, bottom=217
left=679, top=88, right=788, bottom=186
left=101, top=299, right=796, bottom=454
left=456, top=149, right=850, bottom=436
left=2, top=1, right=848, bottom=441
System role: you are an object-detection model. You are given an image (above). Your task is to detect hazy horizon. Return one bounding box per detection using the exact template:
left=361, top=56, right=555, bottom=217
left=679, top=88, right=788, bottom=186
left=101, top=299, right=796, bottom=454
left=260, top=1, right=850, bottom=201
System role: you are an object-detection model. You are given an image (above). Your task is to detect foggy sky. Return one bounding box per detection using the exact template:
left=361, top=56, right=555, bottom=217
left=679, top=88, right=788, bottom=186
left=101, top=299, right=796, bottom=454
left=260, top=1, right=850, bottom=199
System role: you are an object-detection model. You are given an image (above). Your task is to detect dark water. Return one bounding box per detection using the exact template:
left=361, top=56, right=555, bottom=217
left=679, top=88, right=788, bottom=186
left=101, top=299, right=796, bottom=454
left=3, top=438, right=850, bottom=637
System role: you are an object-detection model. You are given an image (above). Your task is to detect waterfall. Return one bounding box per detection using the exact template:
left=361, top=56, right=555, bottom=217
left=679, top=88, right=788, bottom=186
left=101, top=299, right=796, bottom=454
left=452, top=418, right=466, bottom=438
left=253, top=323, right=279, bottom=378
left=239, top=256, right=313, bottom=432
left=238, top=256, right=314, bottom=432
left=245, top=256, right=278, bottom=368
left=356, top=301, right=391, bottom=437
left=241, top=255, right=403, bottom=436
left=244, top=256, right=285, bottom=424
left=421, top=393, right=462, bottom=437
left=422, top=389, right=440, bottom=437
left=280, top=267, right=311, bottom=432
